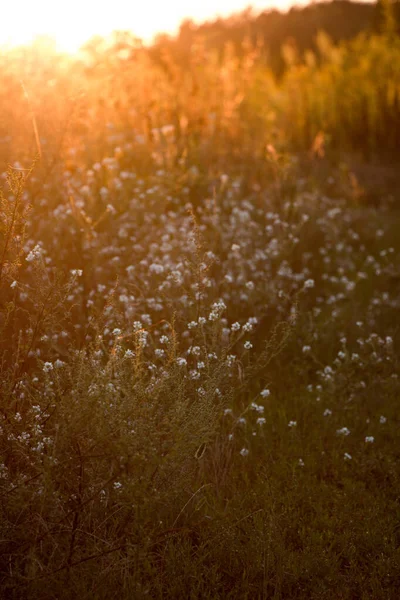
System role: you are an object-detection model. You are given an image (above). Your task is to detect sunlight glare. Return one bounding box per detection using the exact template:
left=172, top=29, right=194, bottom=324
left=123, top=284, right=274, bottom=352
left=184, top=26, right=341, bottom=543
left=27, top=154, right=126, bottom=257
left=0, top=0, right=294, bottom=54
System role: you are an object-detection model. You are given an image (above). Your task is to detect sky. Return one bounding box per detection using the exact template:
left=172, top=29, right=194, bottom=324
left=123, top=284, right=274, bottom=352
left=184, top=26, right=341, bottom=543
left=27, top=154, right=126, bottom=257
left=0, top=0, right=309, bottom=53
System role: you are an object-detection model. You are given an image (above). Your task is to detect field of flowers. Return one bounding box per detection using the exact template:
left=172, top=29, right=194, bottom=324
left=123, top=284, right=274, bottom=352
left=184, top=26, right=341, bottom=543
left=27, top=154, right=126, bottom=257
left=1, top=28, right=400, bottom=599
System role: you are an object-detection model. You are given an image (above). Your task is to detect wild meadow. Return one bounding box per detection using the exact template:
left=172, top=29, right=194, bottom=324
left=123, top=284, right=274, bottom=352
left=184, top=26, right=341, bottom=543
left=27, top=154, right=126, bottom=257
left=1, top=12, right=400, bottom=599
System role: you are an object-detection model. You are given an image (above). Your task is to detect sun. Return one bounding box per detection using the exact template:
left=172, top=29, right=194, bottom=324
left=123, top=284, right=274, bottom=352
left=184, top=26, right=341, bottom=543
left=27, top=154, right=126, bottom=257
left=2, top=2, right=179, bottom=54
left=0, top=0, right=181, bottom=54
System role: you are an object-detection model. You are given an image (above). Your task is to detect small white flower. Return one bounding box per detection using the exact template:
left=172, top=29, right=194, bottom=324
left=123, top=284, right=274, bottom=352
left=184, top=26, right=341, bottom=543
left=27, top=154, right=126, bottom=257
left=304, top=279, right=315, bottom=289
left=221, top=174, right=229, bottom=185
left=112, top=328, right=122, bottom=336
left=149, top=263, right=164, bottom=274
left=288, top=420, right=297, bottom=428
left=379, top=415, right=387, bottom=424
left=260, top=389, right=270, bottom=398
left=26, top=244, right=43, bottom=263
left=336, top=427, right=350, bottom=436
left=365, top=436, right=374, bottom=443
left=113, top=481, right=122, bottom=490
left=323, top=409, right=332, bottom=417
left=70, top=269, right=83, bottom=277
left=344, top=452, right=352, bottom=461
left=176, top=357, right=187, bottom=366
left=188, top=345, right=201, bottom=356
left=231, top=322, right=241, bottom=331
left=298, top=458, right=305, bottom=467
left=160, top=335, right=169, bottom=344
left=240, top=447, right=249, bottom=457
left=302, top=345, right=311, bottom=353
left=244, top=341, right=253, bottom=350
left=43, top=362, right=53, bottom=373
left=256, top=417, right=266, bottom=426
left=10, top=280, right=17, bottom=288
left=124, top=349, right=135, bottom=359
left=226, top=354, right=236, bottom=366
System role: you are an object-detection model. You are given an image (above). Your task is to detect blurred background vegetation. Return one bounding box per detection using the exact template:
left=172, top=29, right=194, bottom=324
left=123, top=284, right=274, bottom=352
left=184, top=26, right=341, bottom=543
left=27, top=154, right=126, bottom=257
left=1, top=1, right=400, bottom=194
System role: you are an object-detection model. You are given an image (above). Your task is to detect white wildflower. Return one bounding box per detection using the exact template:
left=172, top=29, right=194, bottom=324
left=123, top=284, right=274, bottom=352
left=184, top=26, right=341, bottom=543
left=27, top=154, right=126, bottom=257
left=149, top=263, right=164, bottom=274
left=336, top=427, right=350, bottom=436
left=26, top=244, right=43, bottom=263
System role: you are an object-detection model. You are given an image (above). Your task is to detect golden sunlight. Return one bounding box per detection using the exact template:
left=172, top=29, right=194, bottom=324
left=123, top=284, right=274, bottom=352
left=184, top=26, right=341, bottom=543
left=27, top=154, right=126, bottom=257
left=0, top=0, right=295, bottom=53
